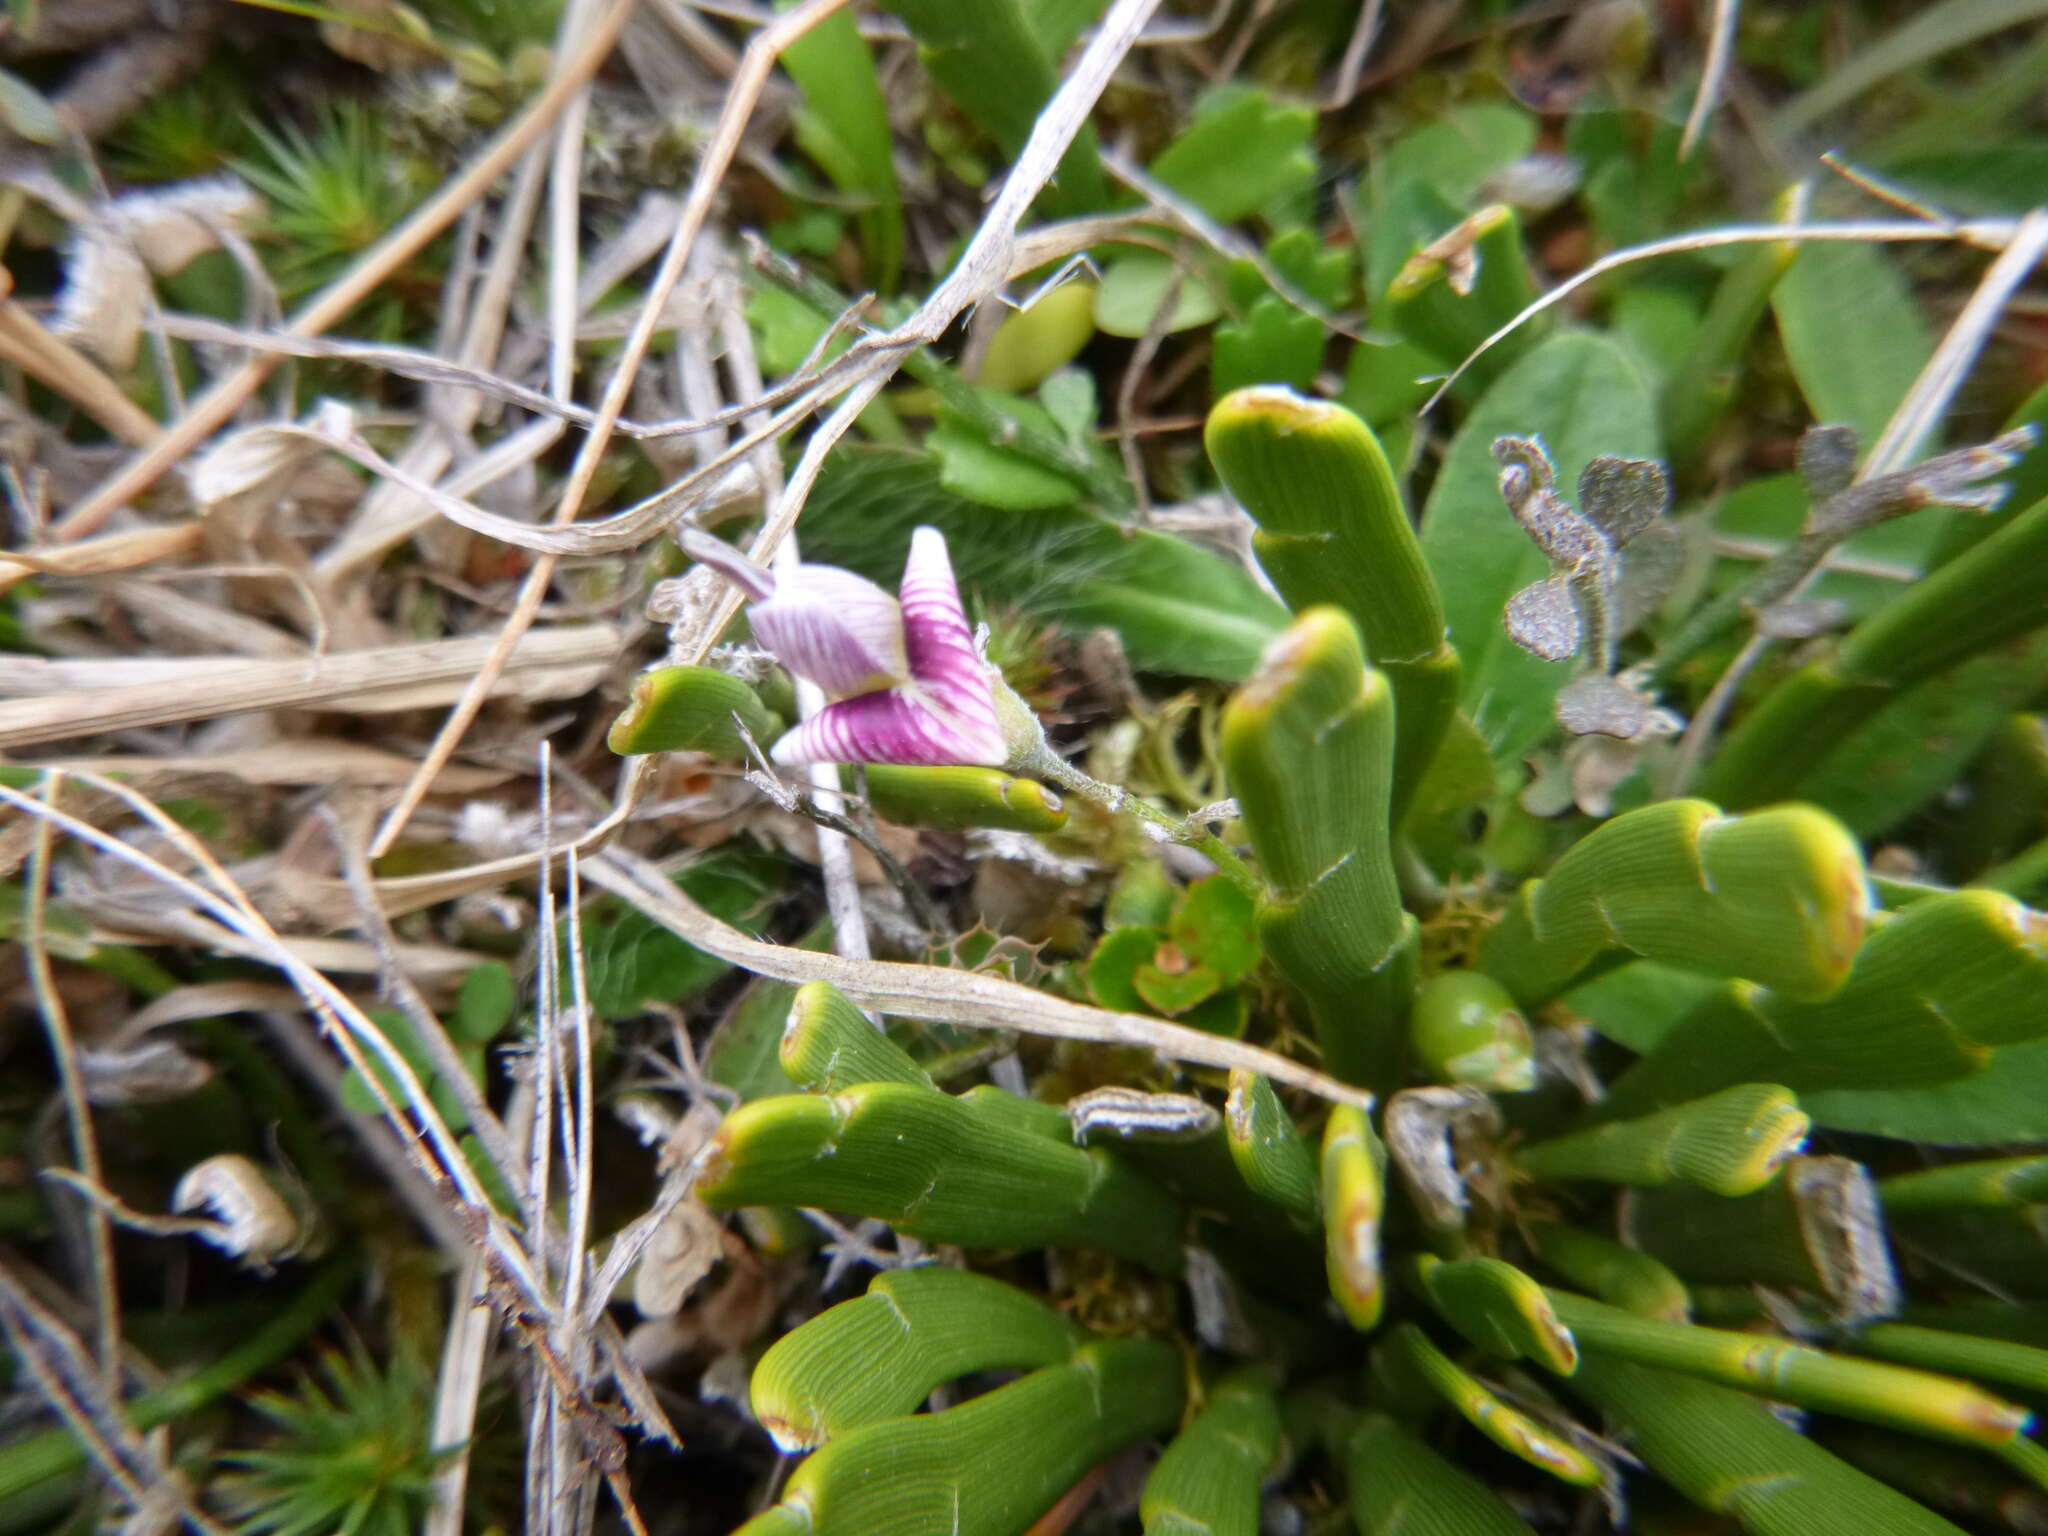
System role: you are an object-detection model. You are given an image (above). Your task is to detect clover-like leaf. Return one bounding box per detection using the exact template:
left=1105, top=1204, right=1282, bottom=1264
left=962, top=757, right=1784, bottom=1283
left=1505, top=575, right=1582, bottom=662
left=1576, top=454, right=1670, bottom=546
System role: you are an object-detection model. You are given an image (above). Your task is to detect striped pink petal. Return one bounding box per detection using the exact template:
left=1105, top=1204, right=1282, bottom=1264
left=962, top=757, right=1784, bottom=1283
left=769, top=527, right=1008, bottom=768
left=749, top=565, right=909, bottom=699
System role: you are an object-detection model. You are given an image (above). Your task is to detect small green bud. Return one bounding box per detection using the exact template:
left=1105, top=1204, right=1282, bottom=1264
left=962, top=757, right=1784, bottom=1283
left=1412, top=972, right=1535, bottom=1092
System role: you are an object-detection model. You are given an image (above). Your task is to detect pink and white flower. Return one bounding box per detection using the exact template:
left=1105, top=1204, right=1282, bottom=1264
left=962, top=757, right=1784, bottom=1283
left=683, top=525, right=1009, bottom=769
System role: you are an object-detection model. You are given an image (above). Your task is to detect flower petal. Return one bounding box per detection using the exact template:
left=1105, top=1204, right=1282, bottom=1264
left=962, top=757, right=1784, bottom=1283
left=769, top=686, right=1005, bottom=767
left=898, top=526, right=1006, bottom=763
left=750, top=565, right=910, bottom=699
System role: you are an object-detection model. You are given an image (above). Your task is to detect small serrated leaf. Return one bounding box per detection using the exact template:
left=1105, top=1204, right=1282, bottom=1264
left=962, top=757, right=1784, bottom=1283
left=1505, top=576, right=1581, bottom=662
left=1577, top=455, right=1669, bottom=545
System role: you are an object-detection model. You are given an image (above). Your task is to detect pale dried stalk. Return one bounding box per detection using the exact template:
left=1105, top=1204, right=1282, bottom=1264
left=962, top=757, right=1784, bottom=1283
left=582, top=850, right=1375, bottom=1110
left=0, top=292, right=163, bottom=447
left=23, top=775, right=121, bottom=1402
left=0, top=521, right=205, bottom=594
left=50, top=0, right=640, bottom=541
left=1678, top=0, right=1741, bottom=159
left=1422, top=214, right=2027, bottom=413
left=0, top=624, right=621, bottom=748
left=368, top=0, right=857, bottom=860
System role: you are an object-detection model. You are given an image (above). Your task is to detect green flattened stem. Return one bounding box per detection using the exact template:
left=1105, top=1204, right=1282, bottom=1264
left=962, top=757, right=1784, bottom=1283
left=1206, top=389, right=1458, bottom=825
left=1410, top=972, right=1534, bottom=1091
left=1222, top=608, right=1414, bottom=1088
left=1388, top=1324, right=1602, bottom=1487
left=607, top=665, right=781, bottom=758
left=1514, top=1084, right=1809, bottom=1196
left=1321, top=1103, right=1386, bottom=1330
left=1705, top=492, right=2048, bottom=809
left=863, top=765, right=1067, bottom=833
left=1223, top=1070, right=1318, bottom=1228
left=696, top=1083, right=1183, bottom=1271
left=1823, top=1424, right=2048, bottom=1535
left=1383, top=204, right=1548, bottom=391
left=1478, top=799, right=1869, bottom=1007
left=1881, top=1155, right=2048, bottom=1212
left=777, top=980, right=931, bottom=1092
left=1607, top=890, right=2048, bottom=1108
left=1413, top=1254, right=1578, bottom=1374
left=1546, top=1289, right=2031, bottom=1449
left=1562, top=1355, right=1974, bottom=1536
left=739, top=1336, right=1183, bottom=1536
left=1140, top=1369, right=1283, bottom=1536
left=1525, top=1221, right=1691, bottom=1323
left=1623, top=1157, right=1901, bottom=1317
left=751, top=1267, right=1079, bottom=1451
left=1850, top=1323, right=2048, bottom=1399
left=1661, top=187, right=1802, bottom=464
left=1344, top=1413, right=1539, bottom=1536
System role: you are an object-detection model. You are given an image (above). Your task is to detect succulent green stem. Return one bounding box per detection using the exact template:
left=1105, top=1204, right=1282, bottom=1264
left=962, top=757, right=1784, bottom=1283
left=1514, top=1083, right=1809, bottom=1197
left=1387, top=1323, right=1602, bottom=1487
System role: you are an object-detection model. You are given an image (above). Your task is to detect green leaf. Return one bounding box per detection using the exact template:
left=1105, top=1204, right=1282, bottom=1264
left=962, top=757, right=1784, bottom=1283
left=1084, top=925, right=1162, bottom=1013
left=1133, top=958, right=1223, bottom=1017
left=797, top=449, right=1287, bottom=680
left=1169, top=875, right=1259, bottom=984
left=929, top=391, right=1086, bottom=510
left=1561, top=961, right=1722, bottom=1054
left=1149, top=84, right=1316, bottom=223
left=1420, top=332, right=1660, bottom=762
left=1805, top=1037, right=2048, bottom=1146
left=1371, top=102, right=1536, bottom=218
left=1773, top=241, right=1932, bottom=447
left=452, top=962, right=516, bottom=1044
left=576, top=849, right=782, bottom=1020
left=1094, top=249, right=1226, bottom=338
left=778, top=2, right=903, bottom=289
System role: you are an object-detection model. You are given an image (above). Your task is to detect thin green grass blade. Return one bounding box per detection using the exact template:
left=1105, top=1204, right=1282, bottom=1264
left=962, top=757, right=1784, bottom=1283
left=1881, top=1155, right=2048, bottom=1211
left=751, top=1267, right=1080, bottom=1450
left=1850, top=1323, right=2048, bottom=1399
left=777, top=2, right=903, bottom=289
left=1547, top=1290, right=2030, bottom=1449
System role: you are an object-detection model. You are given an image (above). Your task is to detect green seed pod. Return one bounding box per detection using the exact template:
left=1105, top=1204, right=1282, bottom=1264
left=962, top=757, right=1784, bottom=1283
left=862, top=764, right=1067, bottom=833
left=607, top=664, right=781, bottom=758
left=1410, top=972, right=1535, bottom=1092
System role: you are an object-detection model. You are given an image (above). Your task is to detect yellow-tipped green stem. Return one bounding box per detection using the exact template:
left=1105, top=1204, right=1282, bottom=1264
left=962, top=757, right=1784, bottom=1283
left=1525, top=1221, right=1691, bottom=1323
left=1547, top=1289, right=2032, bottom=1450
left=1222, top=608, right=1414, bottom=1088
left=1224, top=1070, right=1318, bottom=1228
left=1413, top=1254, right=1578, bottom=1374
left=1321, top=1103, right=1386, bottom=1330
left=1478, top=799, right=1870, bottom=1007
left=1205, top=388, right=1458, bottom=825
left=862, top=764, right=1068, bottom=833
left=1388, top=1324, right=1602, bottom=1487
left=1851, top=1323, right=2048, bottom=1400
left=777, top=980, right=929, bottom=1093
left=697, top=1082, right=1183, bottom=1271
left=1880, top=1155, right=2048, bottom=1212
left=608, top=664, right=781, bottom=758
left=739, top=1337, right=1183, bottom=1536
left=1514, top=1084, right=1809, bottom=1196
left=751, top=1268, right=1079, bottom=1451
